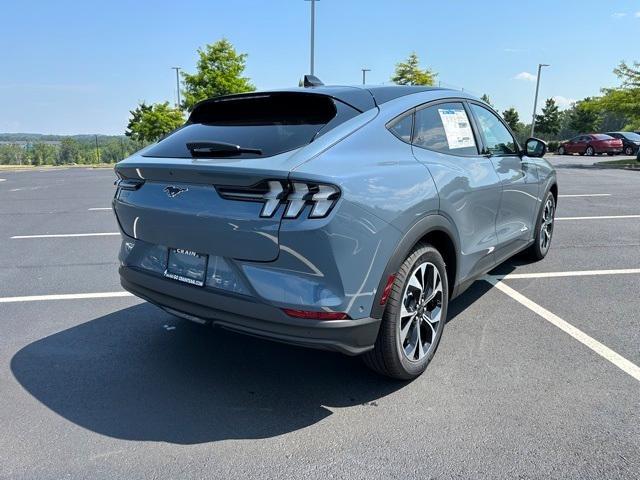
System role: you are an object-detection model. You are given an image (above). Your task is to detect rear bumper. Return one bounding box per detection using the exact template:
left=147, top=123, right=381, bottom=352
left=120, top=266, right=381, bottom=355
left=597, top=146, right=623, bottom=153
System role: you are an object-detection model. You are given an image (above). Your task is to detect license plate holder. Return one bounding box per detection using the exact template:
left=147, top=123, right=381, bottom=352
left=164, top=248, right=208, bottom=287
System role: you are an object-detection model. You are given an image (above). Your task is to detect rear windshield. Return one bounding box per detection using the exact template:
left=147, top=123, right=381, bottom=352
left=143, top=92, right=359, bottom=159
left=593, top=134, right=613, bottom=140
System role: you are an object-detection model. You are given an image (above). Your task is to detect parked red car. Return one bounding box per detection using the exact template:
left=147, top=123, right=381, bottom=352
left=557, top=134, right=623, bottom=156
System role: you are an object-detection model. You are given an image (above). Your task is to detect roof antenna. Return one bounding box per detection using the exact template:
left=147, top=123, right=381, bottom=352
left=303, top=75, right=324, bottom=87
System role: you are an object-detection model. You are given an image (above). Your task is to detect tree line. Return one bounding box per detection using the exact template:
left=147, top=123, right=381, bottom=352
left=0, top=136, right=143, bottom=166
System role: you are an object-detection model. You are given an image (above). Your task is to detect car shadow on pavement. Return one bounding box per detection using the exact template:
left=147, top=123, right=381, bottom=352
left=11, top=303, right=405, bottom=445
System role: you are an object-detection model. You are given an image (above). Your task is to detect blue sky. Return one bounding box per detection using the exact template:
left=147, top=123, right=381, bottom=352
left=1, top=0, right=639, bottom=135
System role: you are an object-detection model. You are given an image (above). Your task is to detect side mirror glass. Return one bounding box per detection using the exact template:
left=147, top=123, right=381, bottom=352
left=525, top=137, right=547, bottom=158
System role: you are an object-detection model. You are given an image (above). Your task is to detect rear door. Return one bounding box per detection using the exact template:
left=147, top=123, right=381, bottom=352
left=468, top=102, right=539, bottom=257
left=409, top=100, right=501, bottom=280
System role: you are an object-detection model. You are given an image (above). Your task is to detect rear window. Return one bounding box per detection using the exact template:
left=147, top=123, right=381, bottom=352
left=593, top=134, right=613, bottom=140
left=621, top=132, right=640, bottom=141
left=143, top=93, right=359, bottom=159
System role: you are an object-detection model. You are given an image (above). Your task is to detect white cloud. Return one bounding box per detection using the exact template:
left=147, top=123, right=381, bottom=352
left=514, top=71, right=537, bottom=82
left=611, top=12, right=627, bottom=18
left=553, top=96, right=576, bottom=109
left=635, top=11, right=640, bottom=17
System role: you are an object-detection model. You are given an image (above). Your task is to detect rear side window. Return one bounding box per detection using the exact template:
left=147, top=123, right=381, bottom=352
left=413, top=102, right=478, bottom=155
left=388, top=113, right=413, bottom=142
left=143, top=93, right=359, bottom=159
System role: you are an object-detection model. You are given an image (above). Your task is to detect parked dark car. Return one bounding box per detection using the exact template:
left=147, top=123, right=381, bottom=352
left=557, top=134, right=623, bottom=156
left=605, top=132, right=640, bottom=156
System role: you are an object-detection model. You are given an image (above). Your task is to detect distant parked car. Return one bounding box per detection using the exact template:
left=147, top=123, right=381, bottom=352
left=605, top=132, right=640, bottom=156
left=557, top=134, right=623, bottom=156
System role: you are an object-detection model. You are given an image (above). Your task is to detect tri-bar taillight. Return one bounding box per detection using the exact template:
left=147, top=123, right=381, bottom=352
left=217, top=180, right=340, bottom=219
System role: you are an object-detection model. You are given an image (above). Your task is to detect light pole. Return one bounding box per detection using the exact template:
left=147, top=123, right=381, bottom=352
left=530, top=63, right=550, bottom=137
left=361, top=68, right=371, bottom=85
left=304, top=0, right=319, bottom=75
left=171, top=67, right=181, bottom=109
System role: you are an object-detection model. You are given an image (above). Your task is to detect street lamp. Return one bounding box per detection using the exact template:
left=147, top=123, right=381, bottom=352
left=304, top=0, right=319, bottom=75
left=361, top=68, right=371, bottom=85
left=171, top=67, right=182, bottom=109
left=530, top=63, right=550, bottom=137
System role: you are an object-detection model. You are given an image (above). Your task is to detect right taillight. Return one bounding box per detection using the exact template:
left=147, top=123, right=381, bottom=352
left=217, top=180, right=340, bottom=219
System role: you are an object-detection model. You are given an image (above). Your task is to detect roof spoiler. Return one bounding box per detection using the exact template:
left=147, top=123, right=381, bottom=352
left=303, top=75, right=324, bottom=87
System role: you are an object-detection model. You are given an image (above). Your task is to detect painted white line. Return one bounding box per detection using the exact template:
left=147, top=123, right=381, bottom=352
left=495, top=268, right=640, bottom=280
left=0, top=291, right=133, bottom=303
left=0, top=178, right=6, bottom=182
left=484, top=276, right=640, bottom=382
left=558, top=193, right=611, bottom=198
left=11, top=232, right=119, bottom=239
left=88, top=207, right=112, bottom=211
left=556, top=215, right=640, bottom=221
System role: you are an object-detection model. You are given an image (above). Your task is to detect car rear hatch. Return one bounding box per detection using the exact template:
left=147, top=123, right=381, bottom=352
left=113, top=91, right=362, bottom=262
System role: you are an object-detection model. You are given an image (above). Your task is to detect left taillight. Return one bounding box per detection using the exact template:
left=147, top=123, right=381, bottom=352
left=217, top=180, right=340, bottom=219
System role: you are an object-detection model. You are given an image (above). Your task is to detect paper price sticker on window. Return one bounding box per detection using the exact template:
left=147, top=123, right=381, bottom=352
left=438, top=108, right=475, bottom=150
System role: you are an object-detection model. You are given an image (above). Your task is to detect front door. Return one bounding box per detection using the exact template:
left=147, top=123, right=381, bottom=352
left=468, top=103, right=540, bottom=259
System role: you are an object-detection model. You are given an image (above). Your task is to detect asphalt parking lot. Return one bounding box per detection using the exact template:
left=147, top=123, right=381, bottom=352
left=1, top=156, right=639, bottom=479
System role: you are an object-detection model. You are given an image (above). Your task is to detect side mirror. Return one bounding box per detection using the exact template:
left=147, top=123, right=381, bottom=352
left=524, top=137, right=547, bottom=158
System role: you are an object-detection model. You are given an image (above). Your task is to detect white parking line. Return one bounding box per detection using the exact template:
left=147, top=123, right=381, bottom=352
left=484, top=276, right=640, bottom=382
left=558, top=194, right=611, bottom=198
left=0, top=178, right=6, bottom=182
left=11, top=232, right=119, bottom=239
left=88, top=207, right=112, bottom=211
left=556, top=215, right=640, bottom=221
left=0, top=291, right=133, bottom=303
left=494, top=268, right=640, bottom=280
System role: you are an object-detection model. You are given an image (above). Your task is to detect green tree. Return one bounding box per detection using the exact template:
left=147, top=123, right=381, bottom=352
left=59, top=138, right=81, bottom=165
left=535, top=98, right=561, bottom=136
left=125, top=102, right=184, bottom=143
left=502, top=107, right=520, bottom=132
left=480, top=94, right=494, bottom=108
left=125, top=103, right=152, bottom=140
left=181, top=39, right=255, bottom=109
left=568, top=99, right=600, bottom=133
left=391, top=52, right=437, bottom=86
left=595, top=60, right=640, bottom=131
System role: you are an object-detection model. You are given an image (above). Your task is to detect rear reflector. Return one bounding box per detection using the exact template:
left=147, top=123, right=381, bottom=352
left=282, top=309, right=350, bottom=320
left=379, top=274, right=396, bottom=306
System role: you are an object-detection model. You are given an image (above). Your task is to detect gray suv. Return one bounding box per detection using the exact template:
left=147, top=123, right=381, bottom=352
left=113, top=83, right=557, bottom=380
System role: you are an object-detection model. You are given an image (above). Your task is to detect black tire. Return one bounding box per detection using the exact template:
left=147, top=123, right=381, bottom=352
left=585, top=145, right=595, bottom=156
left=363, top=244, right=448, bottom=380
left=624, top=146, right=633, bottom=156
left=524, top=191, right=556, bottom=261
left=558, top=146, right=566, bottom=155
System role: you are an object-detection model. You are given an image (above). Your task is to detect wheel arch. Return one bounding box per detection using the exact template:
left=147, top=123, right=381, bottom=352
left=370, top=214, right=459, bottom=319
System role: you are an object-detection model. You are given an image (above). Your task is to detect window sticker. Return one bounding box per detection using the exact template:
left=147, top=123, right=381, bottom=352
left=437, top=108, right=475, bottom=150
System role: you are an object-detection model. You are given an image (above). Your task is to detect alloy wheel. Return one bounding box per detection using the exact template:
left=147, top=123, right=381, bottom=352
left=586, top=146, right=594, bottom=156
left=398, top=262, right=443, bottom=362
left=540, top=196, right=555, bottom=253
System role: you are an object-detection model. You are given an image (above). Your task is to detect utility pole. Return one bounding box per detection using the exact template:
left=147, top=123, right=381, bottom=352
left=171, top=67, right=182, bottom=109
left=304, top=0, right=319, bottom=75
left=94, top=135, right=100, bottom=163
left=531, top=63, right=550, bottom=137
left=361, top=68, right=371, bottom=85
